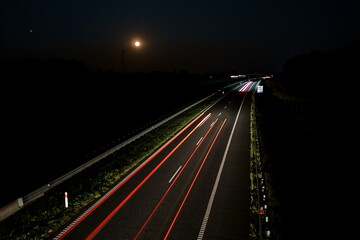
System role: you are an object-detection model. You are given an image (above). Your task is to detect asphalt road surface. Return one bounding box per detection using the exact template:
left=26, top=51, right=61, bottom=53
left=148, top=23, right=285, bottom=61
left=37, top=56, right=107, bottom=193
left=54, top=81, right=256, bottom=240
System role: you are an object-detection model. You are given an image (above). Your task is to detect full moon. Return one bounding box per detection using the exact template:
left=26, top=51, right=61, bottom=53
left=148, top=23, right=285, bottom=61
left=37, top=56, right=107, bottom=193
left=135, top=41, right=140, bottom=47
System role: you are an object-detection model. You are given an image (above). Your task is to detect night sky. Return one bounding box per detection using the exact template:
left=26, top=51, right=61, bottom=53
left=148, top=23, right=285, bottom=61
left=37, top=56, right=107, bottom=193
left=1, top=0, right=359, bottom=73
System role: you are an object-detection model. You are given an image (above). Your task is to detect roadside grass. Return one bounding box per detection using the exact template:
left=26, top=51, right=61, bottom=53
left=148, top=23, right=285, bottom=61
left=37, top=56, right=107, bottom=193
left=0, top=91, right=225, bottom=240
left=249, top=88, right=272, bottom=240
left=249, top=92, right=260, bottom=239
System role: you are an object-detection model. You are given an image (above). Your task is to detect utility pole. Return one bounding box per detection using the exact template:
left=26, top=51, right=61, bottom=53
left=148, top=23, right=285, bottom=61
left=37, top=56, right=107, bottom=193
left=121, top=49, right=125, bottom=73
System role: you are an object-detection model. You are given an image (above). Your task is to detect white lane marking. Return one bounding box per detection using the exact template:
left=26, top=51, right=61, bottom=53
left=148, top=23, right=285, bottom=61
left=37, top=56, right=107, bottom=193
left=196, top=137, right=203, bottom=146
left=218, top=112, right=222, bottom=116
left=196, top=113, right=211, bottom=128
left=197, top=92, right=247, bottom=240
left=210, top=121, right=215, bottom=128
left=169, top=166, right=182, bottom=183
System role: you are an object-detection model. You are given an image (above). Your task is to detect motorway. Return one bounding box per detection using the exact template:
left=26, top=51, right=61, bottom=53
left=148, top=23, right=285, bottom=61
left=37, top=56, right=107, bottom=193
left=54, top=81, right=256, bottom=240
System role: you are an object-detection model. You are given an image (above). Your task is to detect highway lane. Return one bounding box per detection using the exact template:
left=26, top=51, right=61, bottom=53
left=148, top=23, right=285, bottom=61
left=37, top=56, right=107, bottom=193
left=55, top=81, right=256, bottom=240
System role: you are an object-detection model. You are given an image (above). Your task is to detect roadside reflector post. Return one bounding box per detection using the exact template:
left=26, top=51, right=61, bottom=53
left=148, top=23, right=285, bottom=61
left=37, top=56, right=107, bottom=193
left=259, top=206, right=264, bottom=214
left=17, top=198, right=24, bottom=208
left=65, top=192, right=68, bottom=208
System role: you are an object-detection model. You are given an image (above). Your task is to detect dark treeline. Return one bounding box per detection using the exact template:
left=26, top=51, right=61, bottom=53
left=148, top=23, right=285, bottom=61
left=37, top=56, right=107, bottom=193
left=1, top=58, right=89, bottom=81
left=267, top=39, right=359, bottom=155
left=279, top=39, right=359, bottom=146
left=0, top=57, right=230, bottom=85
left=280, top=38, right=360, bottom=98
left=259, top=39, right=359, bottom=239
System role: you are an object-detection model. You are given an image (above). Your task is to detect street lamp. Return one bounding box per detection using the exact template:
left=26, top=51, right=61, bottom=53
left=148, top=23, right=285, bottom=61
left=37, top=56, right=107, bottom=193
left=121, top=49, right=125, bottom=73
left=122, top=39, right=142, bottom=73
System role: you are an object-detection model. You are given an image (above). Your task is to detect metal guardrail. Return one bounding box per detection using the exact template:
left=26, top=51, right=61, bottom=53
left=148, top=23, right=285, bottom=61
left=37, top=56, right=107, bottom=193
left=22, top=92, right=217, bottom=204
left=1, top=81, right=243, bottom=222
left=251, top=81, right=271, bottom=240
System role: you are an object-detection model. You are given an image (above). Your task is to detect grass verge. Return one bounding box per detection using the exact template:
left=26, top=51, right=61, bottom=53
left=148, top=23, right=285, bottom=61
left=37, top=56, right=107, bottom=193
left=250, top=92, right=260, bottom=239
left=0, top=91, right=224, bottom=240
left=250, top=90, right=272, bottom=240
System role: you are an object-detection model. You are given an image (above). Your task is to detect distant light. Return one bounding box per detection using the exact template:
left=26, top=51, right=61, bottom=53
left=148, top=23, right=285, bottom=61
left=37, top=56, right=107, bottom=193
left=230, top=74, right=246, bottom=79
left=135, top=41, right=141, bottom=47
